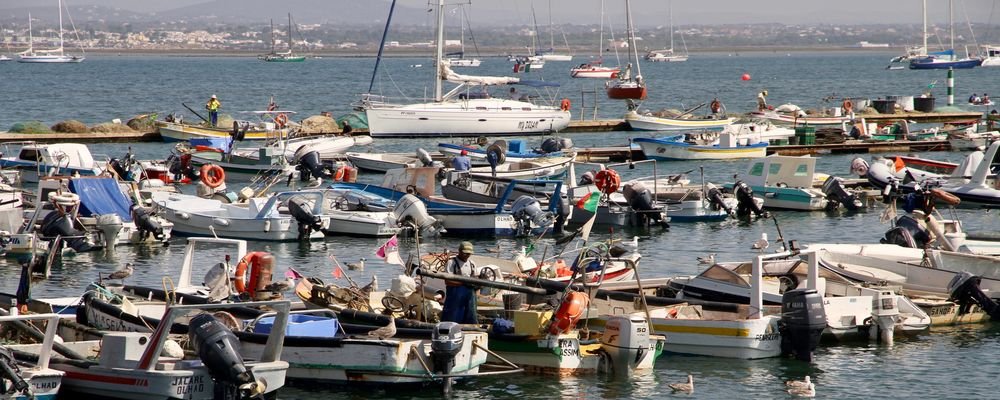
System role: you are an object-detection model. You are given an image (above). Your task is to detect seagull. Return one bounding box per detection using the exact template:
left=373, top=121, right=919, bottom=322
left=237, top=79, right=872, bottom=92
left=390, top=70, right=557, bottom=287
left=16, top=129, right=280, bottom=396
left=751, top=233, right=769, bottom=252
left=346, top=257, right=366, bottom=271
left=359, top=274, right=378, bottom=295
left=367, top=316, right=396, bottom=339
left=787, top=382, right=815, bottom=398
left=786, top=376, right=812, bottom=390
left=669, top=374, right=694, bottom=393
left=107, top=263, right=134, bottom=283
left=697, top=253, right=716, bottom=265
left=627, top=236, right=639, bottom=248
left=264, top=277, right=295, bottom=293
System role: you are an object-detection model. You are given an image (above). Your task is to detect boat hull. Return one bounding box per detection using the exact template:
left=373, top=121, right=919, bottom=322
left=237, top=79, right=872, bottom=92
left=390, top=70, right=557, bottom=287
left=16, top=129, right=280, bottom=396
left=570, top=67, right=619, bottom=79
left=56, top=362, right=286, bottom=400
left=626, top=111, right=734, bottom=131
left=364, top=99, right=570, bottom=138
left=606, top=85, right=647, bottom=100
left=634, top=137, right=768, bottom=161
left=157, top=122, right=284, bottom=142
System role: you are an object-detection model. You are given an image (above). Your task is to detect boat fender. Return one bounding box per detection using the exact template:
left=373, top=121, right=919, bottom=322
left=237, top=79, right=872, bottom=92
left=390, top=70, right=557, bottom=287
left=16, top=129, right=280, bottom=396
left=560, top=98, right=571, bottom=111
left=595, top=169, right=621, bottom=194
left=929, top=188, right=961, bottom=207
left=175, top=212, right=190, bottom=220
left=200, top=164, right=225, bottom=189
left=549, top=291, right=589, bottom=335
left=234, top=252, right=271, bottom=296
left=416, top=148, right=435, bottom=167
left=212, top=218, right=230, bottom=227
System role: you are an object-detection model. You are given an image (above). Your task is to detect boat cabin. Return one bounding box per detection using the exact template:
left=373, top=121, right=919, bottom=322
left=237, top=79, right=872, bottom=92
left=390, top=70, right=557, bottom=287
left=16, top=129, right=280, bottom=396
left=741, top=155, right=817, bottom=188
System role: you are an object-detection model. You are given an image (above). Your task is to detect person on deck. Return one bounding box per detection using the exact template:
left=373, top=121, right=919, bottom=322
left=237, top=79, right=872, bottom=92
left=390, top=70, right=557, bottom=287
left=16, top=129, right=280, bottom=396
left=341, top=120, right=352, bottom=135
left=710, top=98, right=723, bottom=115
left=452, top=150, right=471, bottom=172
left=441, top=242, right=479, bottom=325
left=984, top=94, right=991, bottom=105
left=757, top=90, right=768, bottom=111
left=970, top=93, right=979, bottom=104
left=205, top=95, right=221, bottom=127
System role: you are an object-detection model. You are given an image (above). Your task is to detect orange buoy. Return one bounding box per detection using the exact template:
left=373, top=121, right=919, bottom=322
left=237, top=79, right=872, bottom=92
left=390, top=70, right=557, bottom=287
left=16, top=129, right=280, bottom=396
left=741, top=73, right=751, bottom=81
left=549, top=292, right=589, bottom=335
left=200, top=164, right=225, bottom=188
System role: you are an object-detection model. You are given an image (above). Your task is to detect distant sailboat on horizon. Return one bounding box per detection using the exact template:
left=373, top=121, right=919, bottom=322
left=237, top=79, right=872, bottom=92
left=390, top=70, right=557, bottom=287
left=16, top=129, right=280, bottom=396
left=908, top=0, right=980, bottom=69
left=19, top=0, right=85, bottom=63
left=645, top=0, right=688, bottom=62
left=259, top=13, right=306, bottom=62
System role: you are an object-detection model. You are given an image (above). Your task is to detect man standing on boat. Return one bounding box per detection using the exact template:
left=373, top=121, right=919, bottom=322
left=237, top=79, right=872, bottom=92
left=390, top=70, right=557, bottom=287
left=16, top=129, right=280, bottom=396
left=757, top=90, right=768, bottom=111
left=442, top=241, right=478, bottom=324
left=452, top=150, right=471, bottom=172
left=205, top=95, right=221, bottom=127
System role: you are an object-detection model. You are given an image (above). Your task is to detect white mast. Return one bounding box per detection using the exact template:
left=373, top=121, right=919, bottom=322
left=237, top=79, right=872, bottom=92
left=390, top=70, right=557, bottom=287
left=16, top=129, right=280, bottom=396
left=58, top=0, right=64, bottom=54
left=669, top=0, right=674, bottom=52
left=27, top=13, right=33, bottom=54
left=434, top=0, right=445, bottom=101
left=922, top=0, right=927, bottom=55
left=548, top=0, right=554, bottom=51
left=949, top=0, right=954, bottom=51
left=287, top=13, right=293, bottom=53
left=626, top=0, right=642, bottom=79
left=598, top=0, right=605, bottom=62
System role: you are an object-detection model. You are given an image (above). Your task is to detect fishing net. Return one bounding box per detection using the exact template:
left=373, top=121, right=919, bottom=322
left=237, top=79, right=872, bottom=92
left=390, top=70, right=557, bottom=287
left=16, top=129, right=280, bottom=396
left=8, top=121, right=51, bottom=134
left=51, top=120, right=89, bottom=133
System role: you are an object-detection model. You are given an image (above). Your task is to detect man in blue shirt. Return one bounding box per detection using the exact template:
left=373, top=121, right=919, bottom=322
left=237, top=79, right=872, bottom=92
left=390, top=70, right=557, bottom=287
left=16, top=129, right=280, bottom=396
left=452, top=150, right=471, bottom=171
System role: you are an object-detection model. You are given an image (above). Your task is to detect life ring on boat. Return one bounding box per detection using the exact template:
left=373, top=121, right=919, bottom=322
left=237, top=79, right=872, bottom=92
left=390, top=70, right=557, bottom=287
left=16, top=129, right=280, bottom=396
left=233, top=251, right=271, bottom=296
left=275, top=113, right=288, bottom=128
left=549, top=291, right=589, bottom=335
left=710, top=99, right=722, bottom=114
left=333, top=166, right=347, bottom=181
left=560, top=98, right=571, bottom=111
left=842, top=99, right=854, bottom=114
left=48, top=192, right=80, bottom=207
left=594, top=169, right=621, bottom=195
left=929, top=188, right=961, bottom=207
left=200, top=164, right=225, bottom=189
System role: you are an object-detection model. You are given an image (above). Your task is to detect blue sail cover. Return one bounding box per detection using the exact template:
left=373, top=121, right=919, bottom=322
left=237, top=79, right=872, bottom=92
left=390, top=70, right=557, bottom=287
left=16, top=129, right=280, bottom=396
left=68, top=178, right=134, bottom=222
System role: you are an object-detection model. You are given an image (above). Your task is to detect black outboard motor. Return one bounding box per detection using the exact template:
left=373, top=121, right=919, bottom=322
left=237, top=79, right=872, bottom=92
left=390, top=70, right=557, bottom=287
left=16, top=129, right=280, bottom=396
left=622, top=182, right=668, bottom=228
left=39, top=212, right=95, bottom=252
left=778, top=289, right=826, bottom=362
left=540, top=137, right=573, bottom=154
left=295, top=150, right=329, bottom=182
left=553, top=193, right=570, bottom=235
left=511, top=195, right=554, bottom=236
left=947, top=272, right=1000, bottom=320
left=705, top=184, right=733, bottom=216
left=188, top=313, right=263, bottom=399
left=287, top=196, right=324, bottom=239
left=733, top=180, right=769, bottom=218
left=431, top=321, right=464, bottom=394
left=579, top=170, right=596, bottom=186
left=109, top=158, right=129, bottom=180
left=0, top=346, right=29, bottom=396
left=821, top=176, right=863, bottom=211
left=132, top=206, right=165, bottom=241
left=881, top=215, right=931, bottom=248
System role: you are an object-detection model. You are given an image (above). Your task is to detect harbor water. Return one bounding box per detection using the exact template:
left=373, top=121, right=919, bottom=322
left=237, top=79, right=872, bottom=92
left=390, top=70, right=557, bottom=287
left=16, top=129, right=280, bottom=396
left=4, top=52, right=1000, bottom=398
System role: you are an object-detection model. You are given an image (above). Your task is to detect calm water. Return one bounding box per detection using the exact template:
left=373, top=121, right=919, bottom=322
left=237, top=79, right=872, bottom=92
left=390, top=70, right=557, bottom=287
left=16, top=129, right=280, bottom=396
left=5, top=52, right=1000, bottom=399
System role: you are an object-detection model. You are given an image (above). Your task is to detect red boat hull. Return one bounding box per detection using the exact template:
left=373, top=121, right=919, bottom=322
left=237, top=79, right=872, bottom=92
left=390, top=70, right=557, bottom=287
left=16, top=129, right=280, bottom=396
left=607, top=85, right=647, bottom=100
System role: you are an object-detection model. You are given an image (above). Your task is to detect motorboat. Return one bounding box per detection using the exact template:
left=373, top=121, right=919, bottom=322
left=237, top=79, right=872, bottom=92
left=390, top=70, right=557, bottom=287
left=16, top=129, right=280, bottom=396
left=865, top=141, right=1000, bottom=208
left=437, top=138, right=573, bottom=166
left=634, top=134, right=767, bottom=161
left=0, top=142, right=105, bottom=183
left=149, top=190, right=329, bottom=241
left=727, top=155, right=864, bottom=211
left=625, top=110, right=735, bottom=132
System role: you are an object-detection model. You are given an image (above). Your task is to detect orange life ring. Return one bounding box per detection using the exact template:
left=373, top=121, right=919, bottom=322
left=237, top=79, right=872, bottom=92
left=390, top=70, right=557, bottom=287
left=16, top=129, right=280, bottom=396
left=200, top=164, right=225, bottom=188
left=549, top=292, right=589, bottom=335
left=333, top=166, right=346, bottom=181
left=233, top=251, right=270, bottom=296
left=560, top=98, right=571, bottom=111
left=710, top=99, right=722, bottom=113
left=594, top=169, right=621, bottom=195
left=275, top=113, right=288, bottom=128
left=929, top=188, right=961, bottom=206
left=842, top=99, right=854, bottom=113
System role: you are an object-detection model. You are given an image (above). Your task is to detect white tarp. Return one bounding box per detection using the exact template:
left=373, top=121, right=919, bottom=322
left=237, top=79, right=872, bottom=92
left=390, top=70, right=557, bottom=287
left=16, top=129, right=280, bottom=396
left=441, top=64, right=519, bottom=86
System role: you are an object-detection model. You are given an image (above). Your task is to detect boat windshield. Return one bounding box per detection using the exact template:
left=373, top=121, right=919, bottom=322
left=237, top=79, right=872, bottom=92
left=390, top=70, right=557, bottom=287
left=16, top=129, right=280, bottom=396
left=698, top=264, right=749, bottom=287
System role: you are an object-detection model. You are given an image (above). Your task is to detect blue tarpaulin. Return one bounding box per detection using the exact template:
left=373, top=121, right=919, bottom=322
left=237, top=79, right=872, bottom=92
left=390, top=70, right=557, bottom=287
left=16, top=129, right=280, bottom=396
left=69, top=177, right=133, bottom=222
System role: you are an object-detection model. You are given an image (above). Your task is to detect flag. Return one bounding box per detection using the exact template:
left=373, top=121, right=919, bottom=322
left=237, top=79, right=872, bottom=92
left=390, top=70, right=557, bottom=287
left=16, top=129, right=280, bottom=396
left=329, top=256, right=344, bottom=279
left=284, top=267, right=304, bottom=280
left=375, top=234, right=404, bottom=266
left=576, top=191, right=601, bottom=212
left=893, top=156, right=906, bottom=172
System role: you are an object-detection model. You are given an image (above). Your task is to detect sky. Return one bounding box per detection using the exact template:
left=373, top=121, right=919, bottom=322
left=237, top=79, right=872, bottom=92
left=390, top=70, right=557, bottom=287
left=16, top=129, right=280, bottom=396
left=5, top=0, right=1000, bottom=26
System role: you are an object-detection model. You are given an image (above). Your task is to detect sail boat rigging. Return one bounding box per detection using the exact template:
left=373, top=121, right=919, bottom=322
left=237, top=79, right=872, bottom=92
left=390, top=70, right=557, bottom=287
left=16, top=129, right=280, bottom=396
left=569, top=0, right=620, bottom=78
left=444, top=4, right=482, bottom=67
left=509, top=5, right=545, bottom=71
left=19, top=0, right=84, bottom=63
left=645, top=0, right=688, bottom=62
left=537, top=0, right=572, bottom=61
left=909, top=0, right=980, bottom=69
left=606, top=0, right=647, bottom=100
left=259, top=13, right=305, bottom=62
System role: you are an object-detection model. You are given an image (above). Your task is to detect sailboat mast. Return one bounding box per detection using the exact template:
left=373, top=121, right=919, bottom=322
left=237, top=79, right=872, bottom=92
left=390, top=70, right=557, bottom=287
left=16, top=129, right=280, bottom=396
left=287, top=13, right=293, bottom=52
left=949, top=0, right=954, bottom=51
left=626, top=0, right=642, bottom=77
left=669, top=0, right=674, bottom=51
left=58, top=0, right=64, bottom=53
left=598, top=0, right=605, bottom=61
left=269, top=19, right=275, bottom=54
left=434, top=0, right=445, bottom=101
left=27, top=13, right=33, bottom=53
left=922, top=0, right=927, bottom=54
left=548, top=0, right=554, bottom=51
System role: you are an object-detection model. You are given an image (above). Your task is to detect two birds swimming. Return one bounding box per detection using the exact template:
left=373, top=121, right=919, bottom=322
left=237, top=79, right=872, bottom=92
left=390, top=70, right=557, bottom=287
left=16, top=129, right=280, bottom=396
left=668, top=374, right=815, bottom=397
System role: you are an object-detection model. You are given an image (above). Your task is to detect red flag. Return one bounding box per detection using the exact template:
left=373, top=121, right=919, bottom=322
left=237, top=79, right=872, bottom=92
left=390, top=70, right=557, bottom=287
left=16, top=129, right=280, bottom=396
left=284, top=267, right=304, bottom=279
left=329, top=255, right=345, bottom=279
left=893, top=157, right=905, bottom=172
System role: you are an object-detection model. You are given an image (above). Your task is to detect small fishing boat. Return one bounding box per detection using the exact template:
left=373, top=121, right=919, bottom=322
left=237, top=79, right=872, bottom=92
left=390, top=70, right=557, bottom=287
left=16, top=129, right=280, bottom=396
left=633, top=134, right=768, bottom=161
left=727, top=155, right=832, bottom=211
left=157, top=119, right=291, bottom=142
left=346, top=152, right=426, bottom=173
left=437, top=137, right=573, bottom=165
left=0, top=143, right=105, bottom=183
left=570, top=63, right=619, bottom=78
left=625, top=110, right=735, bottom=131
left=149, top=190, right=328, bottom=241
left=307, top=188, right=402, bottom=237
left=865, top=141, right=1000, bottom=209
left=0, top=313, right=65, bottom=400
left=749, top=109, right=851, bottom=127
left=463, top=156, right=574, bottom=181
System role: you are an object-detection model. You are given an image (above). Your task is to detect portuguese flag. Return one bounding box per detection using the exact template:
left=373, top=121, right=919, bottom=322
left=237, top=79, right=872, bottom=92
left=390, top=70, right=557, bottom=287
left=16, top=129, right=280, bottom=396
left=576, top=191, right=601, bottom=212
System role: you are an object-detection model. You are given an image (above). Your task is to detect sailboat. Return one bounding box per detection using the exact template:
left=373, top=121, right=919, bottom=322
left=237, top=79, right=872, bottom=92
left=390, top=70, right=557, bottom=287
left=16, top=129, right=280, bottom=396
left=909, top=0, right=980, bottom=69
left=508, top=5, right=545, bottom=71
left=536, top=0, right=572, bottom=61
left=570, top=0, right=620, bottom=79
left=444, top=5, right=481, bottom=67
left=259, top=13, right=306, bottom=62
left=645, top=0, right=688, bottom=62
left=362, top=0, right=571, bottom=138
left=606, top=0, right=646, bottom=100
left=18, top=0, right=84, bottom=63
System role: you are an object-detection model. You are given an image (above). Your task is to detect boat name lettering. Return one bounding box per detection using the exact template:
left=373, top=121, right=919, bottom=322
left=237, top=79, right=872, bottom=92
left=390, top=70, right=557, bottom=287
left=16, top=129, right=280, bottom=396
left=91, top=311, right=128, bottom=332
left=518, top=120, right=539, bottom=130
left=7, top=237, right=19, bottom=244
left=754, top=333, right=780, bottom=341
left=496, top=215, right=514, bottom=222
left=173, top=375, right=205, bottom=395
left=559, top=339, right=578, bottom=357
left=33, top=381, right=58, bottom=390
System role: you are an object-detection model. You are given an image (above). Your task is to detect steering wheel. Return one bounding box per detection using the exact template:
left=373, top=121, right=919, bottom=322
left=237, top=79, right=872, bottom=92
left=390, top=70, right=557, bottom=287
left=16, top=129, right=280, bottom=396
left=478, top=267, right=498, bottom=282
left=381, top=296, right=405, bottom=313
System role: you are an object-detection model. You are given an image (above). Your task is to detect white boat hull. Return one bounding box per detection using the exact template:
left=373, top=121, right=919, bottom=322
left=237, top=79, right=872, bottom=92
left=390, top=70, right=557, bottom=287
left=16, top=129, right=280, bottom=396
left=365, top=99, right=570, bottom=138
left=323, top=211, right=401, bottom=237
left=55, top=362, right=286, bottom=400
left=626, top=111, right=735, bottom=131
left=345, top=153, right=419, bottom=173
left=651, top=316, right=781, bottom=359
left=569, top=68, right=619, bottom=79
left=150, top=193, right=327, bottom=241
left=635, top=139, right=767, bottom=161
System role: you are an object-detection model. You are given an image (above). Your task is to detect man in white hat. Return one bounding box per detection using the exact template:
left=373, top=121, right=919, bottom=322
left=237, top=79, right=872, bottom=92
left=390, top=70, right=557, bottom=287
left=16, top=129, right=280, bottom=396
left=442, top=241, right=478, bottom=324
left=205, top=94, right=221, bottom=127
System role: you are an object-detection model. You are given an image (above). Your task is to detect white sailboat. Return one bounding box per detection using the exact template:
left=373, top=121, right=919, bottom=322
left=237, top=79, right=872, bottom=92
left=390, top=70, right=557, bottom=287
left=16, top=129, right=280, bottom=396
left=569, top=0, right=620, bottom=79
left=19, top=0, right=85, bottom=63
left=645, top=0, right=688, bottom=62
left=363, top=0, right=571, bottom=138
left=444, top=5, right=482, bottom=67
left=537, top=0, right=572, bottom=61
left=0, top=24, right=12, bottom=61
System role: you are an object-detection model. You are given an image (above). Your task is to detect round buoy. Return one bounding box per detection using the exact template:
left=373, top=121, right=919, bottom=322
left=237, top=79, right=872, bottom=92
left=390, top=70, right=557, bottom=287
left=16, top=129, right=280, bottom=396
left=741, top=73, right=751, bottom=81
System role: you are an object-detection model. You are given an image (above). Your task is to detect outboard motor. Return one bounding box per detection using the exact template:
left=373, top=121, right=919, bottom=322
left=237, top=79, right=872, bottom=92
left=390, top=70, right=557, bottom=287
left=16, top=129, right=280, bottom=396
left=540, top=137, right=573, bottom=154
left=778, top=289, right=826, bottom=362
left=95, top=214, right=124, bottom=249
left=287, top=196, right=324, bottom=239
left=622, top=182, right=668, bottom=228
left=511, top=195, right=554, bottom=235
left=849, top=157, right=870, bottom=177
left=880, top=215, right=930, bottom=248
left=0, top=346, right=29, bottom=396
left=188, top=313, right=264, bottom=399
left=579, top=170, right=596, bottom=186
left=821, top=176, right=863, bottom=211
left=296, top=150, right=329, bottom=182
left=109, top=158, right=129, bottom=180
left=416, top=148, right=436, bottom=167
left=553, top=193, right=570, bottom=234
left=39, top=212, right=95, bottom=252
left=947, top=271, right=1000, bottom=320
left=705, top=183, right=734, bottom=216
left=393, top=194, right=438, bottom=231
left=733, top=180, right=769, bottom=218
left=132, top=206, right=166, bottom=242
left=599, top=313, right=652, bottom=376
left=431, top=321, right=464, bottom=394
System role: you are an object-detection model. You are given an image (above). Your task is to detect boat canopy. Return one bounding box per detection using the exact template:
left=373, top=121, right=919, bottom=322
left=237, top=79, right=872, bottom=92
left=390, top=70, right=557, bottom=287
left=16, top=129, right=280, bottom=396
left=69, top=177, right=134, bottom=222
left=441, top=64, right=519, bottom=86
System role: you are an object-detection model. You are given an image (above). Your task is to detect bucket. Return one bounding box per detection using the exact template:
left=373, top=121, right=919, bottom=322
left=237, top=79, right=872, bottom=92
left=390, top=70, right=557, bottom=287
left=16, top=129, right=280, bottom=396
left=913, top=97, right=935, bottom=112
left=872, top=99, right=895, bottom=114
left=795, top=126, right=816, bottom=145
left=898, top=95, right=915, bottom=111
left=833, top=107, right=842, bottom=117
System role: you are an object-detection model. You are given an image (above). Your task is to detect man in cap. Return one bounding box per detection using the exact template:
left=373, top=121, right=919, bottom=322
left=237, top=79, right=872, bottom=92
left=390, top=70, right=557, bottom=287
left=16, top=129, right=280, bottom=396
left=451, top=149, right=471, bottom=172
left=441, top=241, right=478, bottom=324
left=205, top=94, right=221, bottom=127
left=757, top=89, right=768, bottom=111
